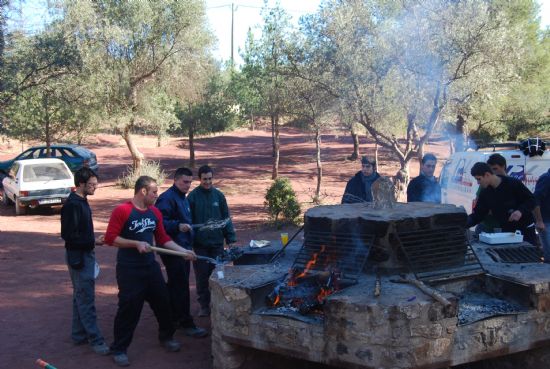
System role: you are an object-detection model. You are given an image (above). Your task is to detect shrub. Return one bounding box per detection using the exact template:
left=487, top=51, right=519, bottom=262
left=117, top=160, right=167, bottom=189
left=264, top=177, right=301, bottom=227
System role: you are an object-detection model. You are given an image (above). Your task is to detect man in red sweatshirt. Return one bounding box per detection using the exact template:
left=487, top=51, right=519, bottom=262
left=104, top=176, right=196, bottom=367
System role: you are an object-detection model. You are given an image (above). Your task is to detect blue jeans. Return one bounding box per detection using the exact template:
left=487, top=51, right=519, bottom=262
left=540, top=224, right=550, bottom=263
left=66, top=250, right=104, bottom=346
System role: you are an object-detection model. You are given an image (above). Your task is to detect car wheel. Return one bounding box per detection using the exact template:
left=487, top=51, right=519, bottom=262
left=15, top=198, right=26, bottom=216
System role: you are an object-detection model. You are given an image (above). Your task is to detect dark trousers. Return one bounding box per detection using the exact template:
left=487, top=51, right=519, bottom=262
left=160, top=254, right=194, bottom=327
left=110, top=262, right=175, bottom=354
left=524, top=225, right=539, bottom=246
left=193, top=246, right=223, bottom=309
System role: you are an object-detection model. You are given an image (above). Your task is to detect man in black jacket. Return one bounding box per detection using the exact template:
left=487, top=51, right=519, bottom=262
left=467, top=162, right=538, bottom=245
left=342, top=156, right=381, bottom=204
left=61, top=167, right=109, bottom=355
left=407, top=153, right=441, bottom=203
left=156, top=167, right=207, bottom=337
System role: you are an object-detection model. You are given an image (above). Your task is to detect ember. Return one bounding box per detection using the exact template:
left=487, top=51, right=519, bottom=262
left=267, top=262, right=342, bottom=314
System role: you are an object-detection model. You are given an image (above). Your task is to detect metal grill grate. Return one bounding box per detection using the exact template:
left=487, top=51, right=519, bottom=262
left=293, top=231, right=374, bottom=284
left=486, top=246, right=543, bottom=263
left=397, top=226, right=485, bottom=283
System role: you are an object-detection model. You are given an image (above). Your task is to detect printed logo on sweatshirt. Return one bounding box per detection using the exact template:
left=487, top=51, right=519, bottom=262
left=212, top=202, right=219, bottom=207
left=129, top=218, right=156, bottom=233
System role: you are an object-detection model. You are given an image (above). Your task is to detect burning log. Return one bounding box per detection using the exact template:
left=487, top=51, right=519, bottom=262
left=267, top=269, right=341, bottom=315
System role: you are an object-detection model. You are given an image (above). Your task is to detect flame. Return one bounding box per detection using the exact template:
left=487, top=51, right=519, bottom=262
left=273, top=294, right=280, bottom=306
left=317, top=287, right=333, bottom=303
left=294, top=245, right=326, bottom=280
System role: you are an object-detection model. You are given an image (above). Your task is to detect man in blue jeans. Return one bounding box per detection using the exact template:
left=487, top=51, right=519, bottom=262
left=535, top=169, right=550, bottom=262
left=61, top=167, right=109, bottom=355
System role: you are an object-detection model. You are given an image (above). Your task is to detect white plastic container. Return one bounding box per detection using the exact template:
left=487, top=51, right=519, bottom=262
left=479, top=231, right=523, bottom=245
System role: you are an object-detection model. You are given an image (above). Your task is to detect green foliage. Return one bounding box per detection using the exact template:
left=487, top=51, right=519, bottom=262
left=298, top=0, right=543, bottom=175
left=117, top=160, right=167, bottom=189
left=264, top=177, right=301, bottom=227
left=174, top=71, right=240, bottom=136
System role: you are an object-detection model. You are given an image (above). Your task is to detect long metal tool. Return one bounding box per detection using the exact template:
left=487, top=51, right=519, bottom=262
left=149, top=246, right=218, bottom=265
left=191, top=218, right=230, bottom=231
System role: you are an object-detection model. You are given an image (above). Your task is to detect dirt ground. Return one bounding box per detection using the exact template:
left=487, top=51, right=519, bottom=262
left=0, top=128, right=449, bottom=369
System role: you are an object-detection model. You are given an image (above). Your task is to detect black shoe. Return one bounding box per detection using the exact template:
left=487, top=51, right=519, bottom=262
left=180, top=325, right=209, bottom=338
left=198, top=307, right=210, bottom=317
left=113, top=353, right=130, bottom=367
left=161, top=338, right=181, bottom=352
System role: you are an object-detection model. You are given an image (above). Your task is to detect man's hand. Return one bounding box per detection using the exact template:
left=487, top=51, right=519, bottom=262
left=136, top=241, right=152, bottom=254
left=536, top=220, right=546, bottom=232
left=182, top=249, right=197, bottom=261
left=178, top=223, right=191, bottom=233
left=95, top=234, right=105, bottom=246
left=508, top=210, right=522, bottom=222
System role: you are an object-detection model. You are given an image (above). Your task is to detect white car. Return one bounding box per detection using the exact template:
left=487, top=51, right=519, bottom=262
left=1, top=158, right=75, bottom=215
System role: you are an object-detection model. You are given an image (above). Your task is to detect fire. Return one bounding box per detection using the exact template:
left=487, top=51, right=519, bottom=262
left=294, top=245, right=326, bottom=280
left=268, top=244, right=341, bottom=314
left=316, top=287, right=334, bottom=303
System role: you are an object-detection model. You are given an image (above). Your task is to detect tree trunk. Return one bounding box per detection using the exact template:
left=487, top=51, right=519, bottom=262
left=454, top=115, right=466, bottom=152
left=44, top=95, right=51, bottom=157
left=272, top=114, right=279, bottom=180
left=122, top=120, right=144, bottom=170
left=250, top=113, right=255, bottom=131
left=394, top=159, right=410, bottom=202
left=374, top=141, right=379, bottom=172
left=0, top=2, right=5, bottom=99
left=314, top=127, right=322, bottom=204
left=348, top=126, right=360, bottom=161
left=189, top=122, right=195, bottom=168
left=271, top=114, right=276, bottom=157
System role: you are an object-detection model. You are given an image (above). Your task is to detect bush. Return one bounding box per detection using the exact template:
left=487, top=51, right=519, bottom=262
left=117, top=160, right=167, bottom=189
left=264, top=177, right=301, bottom=227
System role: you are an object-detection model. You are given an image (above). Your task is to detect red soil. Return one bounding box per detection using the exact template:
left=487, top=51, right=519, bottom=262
left=0, top=128, right=449, bottom=368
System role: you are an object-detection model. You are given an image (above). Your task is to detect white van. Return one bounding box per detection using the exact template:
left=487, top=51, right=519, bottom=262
left=440, top=140, right=550, bottom=213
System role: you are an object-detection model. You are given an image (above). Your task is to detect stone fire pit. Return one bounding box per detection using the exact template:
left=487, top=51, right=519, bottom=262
left=210, top=203, right=550, bottom=369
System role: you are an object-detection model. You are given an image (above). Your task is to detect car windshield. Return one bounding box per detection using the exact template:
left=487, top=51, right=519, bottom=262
left=23, top=163, right=72, bottom=182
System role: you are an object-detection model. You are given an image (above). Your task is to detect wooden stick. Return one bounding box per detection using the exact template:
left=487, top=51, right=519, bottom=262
left=149, top=246, right=188, bottom=257
left=391, top=277, right=452, bottom=307
left=149, top=246, right=217, bottom=264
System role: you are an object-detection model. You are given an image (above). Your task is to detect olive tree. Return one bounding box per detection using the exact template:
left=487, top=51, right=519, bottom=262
left=309, top=0, right=530, bottom=194
left=62, top=0, right=212, bottom=169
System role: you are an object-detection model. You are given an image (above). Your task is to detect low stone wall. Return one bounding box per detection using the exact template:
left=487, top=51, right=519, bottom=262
left=211, top=265, right=550, bottom=369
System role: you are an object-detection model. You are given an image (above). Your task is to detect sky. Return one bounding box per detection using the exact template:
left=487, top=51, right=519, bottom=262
left=9, top=0, right=550, bottom=66
left=205, top=0, right=322, bottom=65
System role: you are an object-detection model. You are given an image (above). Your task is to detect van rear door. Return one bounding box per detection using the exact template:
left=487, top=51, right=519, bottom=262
left=500, top=152, right=527, bottom=182
left=440, top=152, right=481, bottom=213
